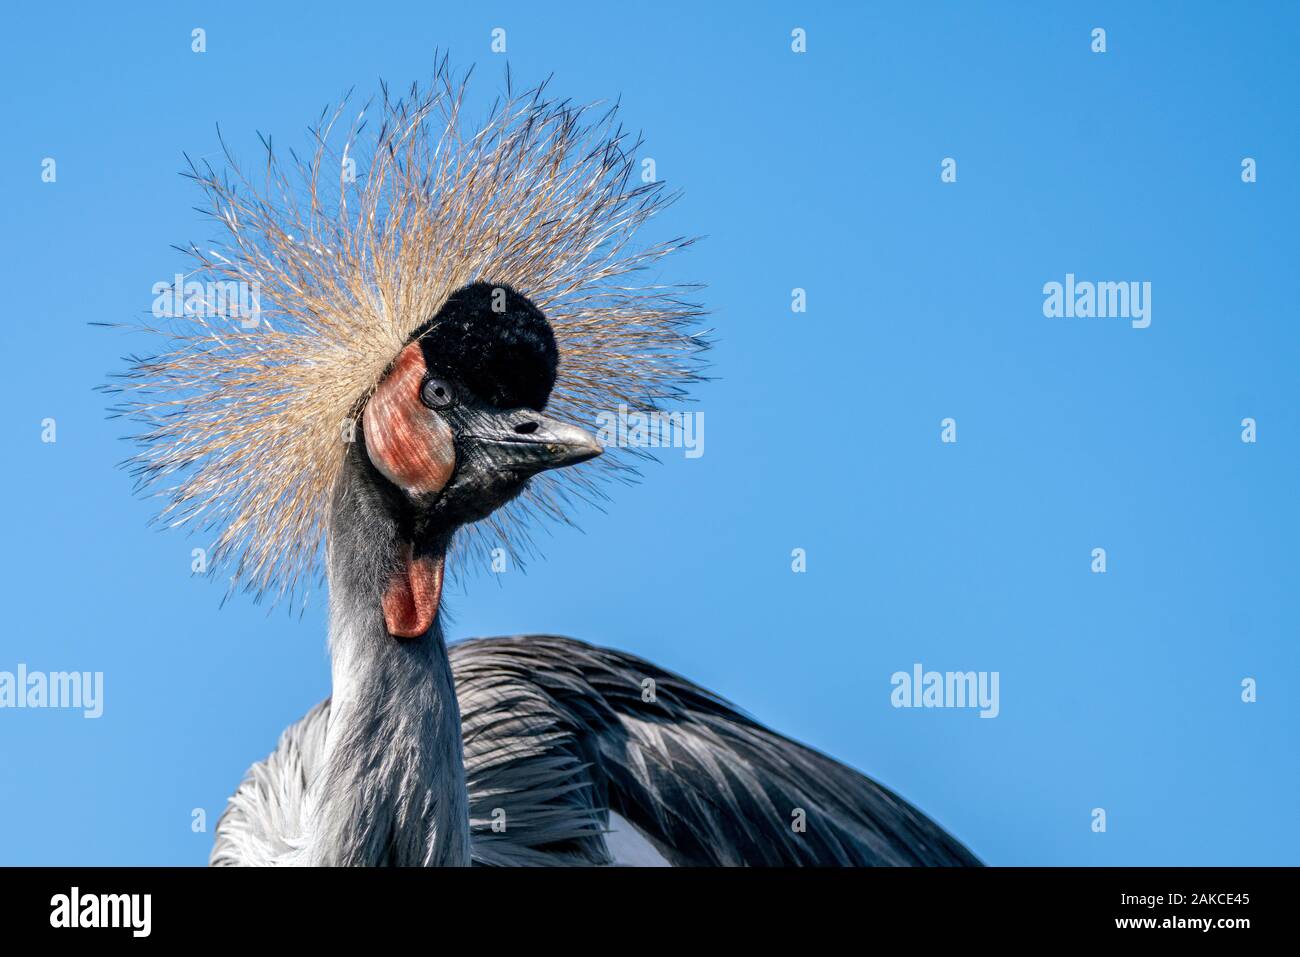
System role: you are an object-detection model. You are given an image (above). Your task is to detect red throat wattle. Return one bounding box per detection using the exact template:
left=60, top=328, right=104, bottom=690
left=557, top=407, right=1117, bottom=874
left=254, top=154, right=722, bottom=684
left=382, top=543, right=445, bottom=639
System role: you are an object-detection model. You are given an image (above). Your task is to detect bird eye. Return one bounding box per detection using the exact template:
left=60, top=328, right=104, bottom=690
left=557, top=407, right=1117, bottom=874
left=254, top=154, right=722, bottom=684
left=420, top=377, right=455, bottom=410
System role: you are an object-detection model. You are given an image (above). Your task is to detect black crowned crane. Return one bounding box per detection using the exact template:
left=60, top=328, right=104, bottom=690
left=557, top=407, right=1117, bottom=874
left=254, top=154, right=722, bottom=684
left=110, top=65, right=979, bottom=867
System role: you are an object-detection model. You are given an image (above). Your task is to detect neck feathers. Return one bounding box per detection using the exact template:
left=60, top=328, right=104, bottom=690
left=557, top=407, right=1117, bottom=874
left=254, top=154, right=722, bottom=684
left=310, top=444, right=470, bottom=866
left=316, top=609, right=469, bottom=866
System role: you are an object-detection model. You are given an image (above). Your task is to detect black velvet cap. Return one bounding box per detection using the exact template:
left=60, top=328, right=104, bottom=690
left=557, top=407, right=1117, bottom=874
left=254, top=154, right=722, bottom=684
left=414, top=282, right=559, bottom=411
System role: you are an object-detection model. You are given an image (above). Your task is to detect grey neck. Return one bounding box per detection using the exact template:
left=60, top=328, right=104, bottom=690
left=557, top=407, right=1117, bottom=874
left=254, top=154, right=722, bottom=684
left=309, top=442, right=470, bottom=867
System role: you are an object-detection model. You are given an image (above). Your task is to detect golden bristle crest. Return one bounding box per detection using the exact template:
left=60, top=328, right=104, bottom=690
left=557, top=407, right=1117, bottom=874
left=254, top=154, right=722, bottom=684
left=107, top=61, right=707, bottom=605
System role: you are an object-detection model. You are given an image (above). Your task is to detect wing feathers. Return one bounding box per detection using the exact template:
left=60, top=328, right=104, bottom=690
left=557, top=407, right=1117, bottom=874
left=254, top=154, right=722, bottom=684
left=451, top=635, right=980, bottom=866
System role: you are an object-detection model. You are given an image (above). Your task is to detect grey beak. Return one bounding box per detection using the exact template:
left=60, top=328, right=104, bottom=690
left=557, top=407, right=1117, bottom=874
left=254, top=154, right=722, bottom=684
left=463, top=410, right=603, bottom=476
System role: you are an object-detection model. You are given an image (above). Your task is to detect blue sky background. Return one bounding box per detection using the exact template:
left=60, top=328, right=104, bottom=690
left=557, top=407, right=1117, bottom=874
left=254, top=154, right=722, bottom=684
left=1, top=2, right=1297, bottom=865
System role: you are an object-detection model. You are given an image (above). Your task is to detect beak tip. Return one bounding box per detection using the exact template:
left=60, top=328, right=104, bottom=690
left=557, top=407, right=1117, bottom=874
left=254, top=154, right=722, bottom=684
left=543, top=420, right=603, bottom=468
left=560, top=437, right=603, bottom=466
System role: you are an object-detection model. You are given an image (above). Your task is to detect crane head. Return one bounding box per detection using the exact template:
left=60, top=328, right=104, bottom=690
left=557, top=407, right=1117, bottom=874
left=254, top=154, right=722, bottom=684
left=358, top=281, right=602, bottom=638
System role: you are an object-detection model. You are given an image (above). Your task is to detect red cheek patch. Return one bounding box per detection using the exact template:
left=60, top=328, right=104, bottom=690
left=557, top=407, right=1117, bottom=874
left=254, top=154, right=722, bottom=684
left=363, top=342, right=456, bottom=496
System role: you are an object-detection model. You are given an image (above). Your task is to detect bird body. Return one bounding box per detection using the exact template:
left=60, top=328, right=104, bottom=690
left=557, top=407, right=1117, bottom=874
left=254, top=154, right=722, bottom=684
left=212, top=635, right=979, bottom=867
left=212, top=431, right=977, bottom=866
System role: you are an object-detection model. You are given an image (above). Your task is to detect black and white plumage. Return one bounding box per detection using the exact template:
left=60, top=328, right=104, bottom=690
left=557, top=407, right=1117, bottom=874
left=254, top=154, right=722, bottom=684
left=213, top=635, right=978, bottom=867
